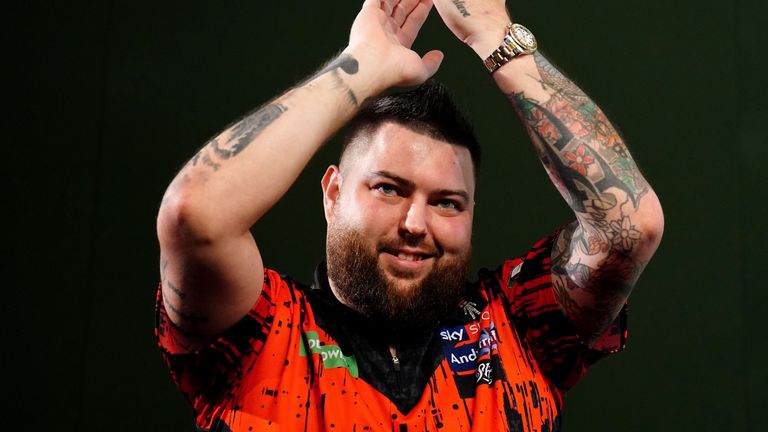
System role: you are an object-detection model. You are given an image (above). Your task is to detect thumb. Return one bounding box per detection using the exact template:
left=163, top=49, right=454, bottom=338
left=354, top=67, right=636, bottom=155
left=421, top=50, right=444, bottom=79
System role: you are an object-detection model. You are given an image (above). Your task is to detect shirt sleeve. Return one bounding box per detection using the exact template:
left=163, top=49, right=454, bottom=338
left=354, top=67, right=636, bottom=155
left=154, top=268, right=292, bottom=416
left=501, top=228, right=628, bottom=393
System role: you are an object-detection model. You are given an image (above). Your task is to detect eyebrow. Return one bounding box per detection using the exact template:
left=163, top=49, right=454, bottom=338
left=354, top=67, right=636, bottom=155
left=370, top=170, right=470, bottom=203
left=371, top=170, right=415, bottom=188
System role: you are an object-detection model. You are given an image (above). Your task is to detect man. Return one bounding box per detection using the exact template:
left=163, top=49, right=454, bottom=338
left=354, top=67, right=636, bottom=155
left=155, top=0, right=664, bottom=430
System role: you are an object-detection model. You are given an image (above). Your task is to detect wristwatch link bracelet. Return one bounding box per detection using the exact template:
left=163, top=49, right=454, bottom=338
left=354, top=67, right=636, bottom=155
left=483, top=23, right=538, bottom=73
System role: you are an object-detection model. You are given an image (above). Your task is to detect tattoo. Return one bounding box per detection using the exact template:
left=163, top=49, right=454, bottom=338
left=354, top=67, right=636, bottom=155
left=531, top=53, right=589, bottom=105
left=160, top=258, right=206, bottom=325
left=451, top=0, right=470, bottom=17
left=551, top=222, right=643, bottom=342
left=180, top=53, right=359, bottom=174
left=203, top=150, right=221, bottom=171
left=509, top=92, right=640, bottom=211
left=162, top=289, right=209, bottom=325
left=211, top=103, right=287, bottom=159
left=184, top=103, right=286, bottom=176
left=324, top=54, right=360, bottom=106
left=331, top=72, right=359, bottom=106
left=310, top=54, right=360, bottom=106
left=507, top=53, right=654, bottom=342
left=160, top=259, right=186, bottom=300
left=316, top=54, right=359, bottom=76
left=607, top=214, right=641, bottom=251
left=188, top=151, right=201, bottom=167
left=517, top=53, right=649, bottom=205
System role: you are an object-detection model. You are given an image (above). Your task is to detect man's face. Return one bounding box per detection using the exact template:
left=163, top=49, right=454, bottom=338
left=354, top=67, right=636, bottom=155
left=322, top=122, right=475, bottom=325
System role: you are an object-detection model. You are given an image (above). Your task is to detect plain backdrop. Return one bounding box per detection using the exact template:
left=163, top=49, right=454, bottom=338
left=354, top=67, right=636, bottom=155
left=6, top=0, right=767, bottom=430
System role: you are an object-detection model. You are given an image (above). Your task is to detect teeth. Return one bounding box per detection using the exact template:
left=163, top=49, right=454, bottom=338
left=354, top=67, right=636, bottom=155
left=397, top=253, right=421, bottom=261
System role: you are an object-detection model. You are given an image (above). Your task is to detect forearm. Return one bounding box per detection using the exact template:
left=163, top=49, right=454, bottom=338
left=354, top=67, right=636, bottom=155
left=495, top=53, right=654, bottom=223
left=495, top=52, right=664, bottom=340
left=159, top=50, right=384, bottom=239
left=452, top=12, right=659, bottom=237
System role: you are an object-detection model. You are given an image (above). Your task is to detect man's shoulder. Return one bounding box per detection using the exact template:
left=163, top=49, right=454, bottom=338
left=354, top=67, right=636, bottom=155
left=471, top=228, right=565, bottom=288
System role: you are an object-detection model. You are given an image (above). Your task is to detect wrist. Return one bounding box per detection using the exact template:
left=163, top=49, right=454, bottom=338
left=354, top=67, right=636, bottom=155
left=341, top=44, right=394, bottom=98
left=466, top=24, right=509, bottom=59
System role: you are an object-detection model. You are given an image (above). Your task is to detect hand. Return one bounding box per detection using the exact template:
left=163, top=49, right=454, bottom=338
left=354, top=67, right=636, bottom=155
left=347, top=0, right=444, bottom=90
left=432, top=0, right=511, bottom=58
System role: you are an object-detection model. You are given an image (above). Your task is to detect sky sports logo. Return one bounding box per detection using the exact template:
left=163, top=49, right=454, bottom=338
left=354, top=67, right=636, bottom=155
left=440, top=323, right=499, bottom=373
left=300, top=331, right=359, bottom=378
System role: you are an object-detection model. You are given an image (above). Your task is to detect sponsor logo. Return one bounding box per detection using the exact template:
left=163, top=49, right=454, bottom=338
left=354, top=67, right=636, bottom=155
left=467, top=323, right=480, bottom=336
left=478, top=325, right=499, bottom=356
left=476, top=361, right=493, bottom=385
left=440, top=326, right=469, bottom=342
left=300, top=331, right=359, bottom=377
left=447, top=344, right=479, bottom=372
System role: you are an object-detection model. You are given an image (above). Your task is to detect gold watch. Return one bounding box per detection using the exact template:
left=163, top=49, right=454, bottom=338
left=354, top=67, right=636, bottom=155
left=483, top=23, right=538, bottom=73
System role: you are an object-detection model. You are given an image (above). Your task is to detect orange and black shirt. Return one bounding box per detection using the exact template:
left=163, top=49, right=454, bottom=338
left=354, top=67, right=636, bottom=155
left=156, top=230, right=627, bottom=431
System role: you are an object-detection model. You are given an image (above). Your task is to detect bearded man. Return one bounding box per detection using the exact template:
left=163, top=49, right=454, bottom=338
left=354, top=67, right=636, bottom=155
left=155, top=0, right=664, bottom=431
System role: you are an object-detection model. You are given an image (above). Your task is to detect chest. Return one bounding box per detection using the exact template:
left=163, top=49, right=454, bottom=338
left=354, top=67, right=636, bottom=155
left=234, top=294, right=562, bottom=432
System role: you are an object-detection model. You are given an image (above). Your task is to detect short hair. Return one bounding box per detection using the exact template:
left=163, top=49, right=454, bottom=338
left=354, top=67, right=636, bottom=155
left=340, top=80, right=481, bottom=176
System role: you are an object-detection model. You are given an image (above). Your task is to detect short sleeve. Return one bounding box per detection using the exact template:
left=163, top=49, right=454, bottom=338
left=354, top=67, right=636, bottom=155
left=501, top=229, right=628, bottom=393
left=154, top=268, right=292, bottom=415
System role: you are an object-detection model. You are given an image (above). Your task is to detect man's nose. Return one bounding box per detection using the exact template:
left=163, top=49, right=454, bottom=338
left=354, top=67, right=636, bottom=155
left=401, top=202, right=427, bottom=238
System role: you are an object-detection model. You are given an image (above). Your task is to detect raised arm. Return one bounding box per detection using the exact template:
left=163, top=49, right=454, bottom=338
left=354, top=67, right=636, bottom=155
left=156, top=0, right=443, bottom=348
left=433, top=0, right=663, bottom=343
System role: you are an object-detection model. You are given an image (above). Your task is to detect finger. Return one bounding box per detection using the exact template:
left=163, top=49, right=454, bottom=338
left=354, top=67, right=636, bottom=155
left=392, top=0, right=420, bottom=27
left=380, top=0, right=396, bottom=16
left=420, top=49, right=444, bottom=80
left=399, top=0, right=433, bottom=48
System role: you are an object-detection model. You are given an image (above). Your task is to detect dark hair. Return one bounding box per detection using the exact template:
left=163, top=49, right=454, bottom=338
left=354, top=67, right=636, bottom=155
left=341, top=80, right=481, bottom=174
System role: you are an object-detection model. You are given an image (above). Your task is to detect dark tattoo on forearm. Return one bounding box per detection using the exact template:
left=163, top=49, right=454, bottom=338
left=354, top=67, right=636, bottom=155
left=183, top=54, right=359, bottom=174
left=309, top=54, right=360, bottom=106
left=451, top=0, right=470, bottom=17
left=316, top=54, right=359, bottom=76
left=212, top=103, right=288, bottom=159
left=200, top=149, right=221, bottom=171
left=507, top=53, right=653, bottom=342
left=186, top=102, right=287, bottom=173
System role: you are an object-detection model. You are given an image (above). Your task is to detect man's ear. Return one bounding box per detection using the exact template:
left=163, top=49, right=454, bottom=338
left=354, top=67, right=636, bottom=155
left=321, top=165, right=342, bottom=222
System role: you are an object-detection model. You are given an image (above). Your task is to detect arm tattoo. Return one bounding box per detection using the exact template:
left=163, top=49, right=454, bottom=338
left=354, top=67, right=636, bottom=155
left=160, top=258, right=208, bottom=327
left=183, top=53, right=360, bottom=173
left=507, top=53, right=653, bottom=342
left=186, top=102, right=287, bottom=172
left=510, top=53, right=649, bottom=207
left=308, top=53, right=360, bottom=106
left=551, top=221, right=644, bottom=342
left=211, top=103, right=288, bottom=159
left=451, top=0, right=471, bottom=17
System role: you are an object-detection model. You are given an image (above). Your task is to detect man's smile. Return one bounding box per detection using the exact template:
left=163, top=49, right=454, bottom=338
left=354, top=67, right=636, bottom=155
left=379, top=247, right=438, bottom=275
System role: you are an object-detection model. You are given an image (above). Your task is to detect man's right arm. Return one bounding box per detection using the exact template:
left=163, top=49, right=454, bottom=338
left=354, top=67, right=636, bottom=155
left=156, top=0, right=443, bottom=349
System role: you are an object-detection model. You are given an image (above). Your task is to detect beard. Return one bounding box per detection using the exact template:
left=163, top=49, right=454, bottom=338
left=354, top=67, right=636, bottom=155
left=326, top=221, right=471, bottom=328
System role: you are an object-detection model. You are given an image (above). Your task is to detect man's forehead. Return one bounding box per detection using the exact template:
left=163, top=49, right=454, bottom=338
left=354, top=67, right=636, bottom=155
left=344, top=122, right=476, bottom=194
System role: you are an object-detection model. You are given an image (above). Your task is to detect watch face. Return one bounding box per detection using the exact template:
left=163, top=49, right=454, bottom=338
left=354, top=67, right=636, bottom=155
left=511, top=23, right=537, bottom=51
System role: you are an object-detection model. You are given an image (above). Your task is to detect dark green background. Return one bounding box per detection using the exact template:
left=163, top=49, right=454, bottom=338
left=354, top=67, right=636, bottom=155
left=7, top=0, right=767, bottom=430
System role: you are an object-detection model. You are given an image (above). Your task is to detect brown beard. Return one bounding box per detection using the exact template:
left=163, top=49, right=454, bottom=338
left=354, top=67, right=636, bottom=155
left=326, top=221, right=470, bottom=328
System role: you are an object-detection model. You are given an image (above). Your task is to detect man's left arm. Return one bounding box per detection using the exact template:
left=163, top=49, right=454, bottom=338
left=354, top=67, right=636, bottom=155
left=434, top=0, right=664, bottom=344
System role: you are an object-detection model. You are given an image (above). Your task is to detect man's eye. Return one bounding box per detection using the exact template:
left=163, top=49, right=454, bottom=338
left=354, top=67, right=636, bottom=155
left=375, top=184, right=398, bottom=196
left=437, top=200, right=460, bottom=210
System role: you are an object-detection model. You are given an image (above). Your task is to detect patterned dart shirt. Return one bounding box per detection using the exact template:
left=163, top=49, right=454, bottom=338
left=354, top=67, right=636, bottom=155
left=156, top=229, right=627, bottom=432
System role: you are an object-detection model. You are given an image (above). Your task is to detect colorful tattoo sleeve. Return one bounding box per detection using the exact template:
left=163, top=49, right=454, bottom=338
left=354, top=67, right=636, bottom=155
left=507, top=53, right=656, bottom=343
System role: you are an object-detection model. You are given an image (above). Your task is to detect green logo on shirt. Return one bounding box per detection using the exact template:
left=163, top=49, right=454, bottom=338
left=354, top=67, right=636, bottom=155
left=300, top=331, right=359, bottom=378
